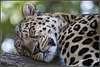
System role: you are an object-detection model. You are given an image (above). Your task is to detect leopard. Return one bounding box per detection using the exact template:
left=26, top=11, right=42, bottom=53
left=14, top=3, right=99, bottom=66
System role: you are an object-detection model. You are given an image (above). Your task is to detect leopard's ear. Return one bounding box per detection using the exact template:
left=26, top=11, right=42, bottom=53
left=22, top=3, right=42, bottom=18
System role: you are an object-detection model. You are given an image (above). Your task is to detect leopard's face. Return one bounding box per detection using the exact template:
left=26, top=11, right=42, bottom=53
left=27, top=16, right=59, bottom=62
left=15, top=11, right=60, bottom=62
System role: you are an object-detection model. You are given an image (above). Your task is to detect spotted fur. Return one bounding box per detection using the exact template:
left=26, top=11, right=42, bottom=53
left=15, top=3, right=99, bottom=66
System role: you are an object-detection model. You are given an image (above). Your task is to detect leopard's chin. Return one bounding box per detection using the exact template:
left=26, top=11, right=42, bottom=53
left=43, top=46, right=57, bottom=62
left=32, top=45, right=57, bottom=62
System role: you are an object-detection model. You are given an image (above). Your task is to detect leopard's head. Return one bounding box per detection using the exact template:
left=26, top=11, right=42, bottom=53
left=18, top=3, right=61, bottom=62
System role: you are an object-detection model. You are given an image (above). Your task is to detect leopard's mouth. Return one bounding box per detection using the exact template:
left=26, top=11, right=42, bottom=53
left=32, top=42, right=49, bottom=55
left=32, top=38, right=56, bottom=55
left=32, top=37, right=57, bottom=62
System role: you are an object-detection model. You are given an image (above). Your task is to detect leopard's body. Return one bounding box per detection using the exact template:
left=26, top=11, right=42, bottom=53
left=14, top=3, right=99, bottom=66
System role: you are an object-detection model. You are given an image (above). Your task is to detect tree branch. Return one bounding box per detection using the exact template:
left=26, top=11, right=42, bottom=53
left=0, top=52, right=60, bottom=66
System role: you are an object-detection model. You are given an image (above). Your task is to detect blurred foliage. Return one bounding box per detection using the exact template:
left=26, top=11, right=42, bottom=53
left=0, top=1, right=99, bottom=53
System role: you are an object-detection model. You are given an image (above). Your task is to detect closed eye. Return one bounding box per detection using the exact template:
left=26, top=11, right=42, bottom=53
left=32, top=36, right=40, bottom=41
left=48, top=38, right=56, bottom=46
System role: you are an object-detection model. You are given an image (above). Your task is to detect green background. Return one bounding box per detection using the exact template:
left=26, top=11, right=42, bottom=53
left=1, top=1, right=99, bottom=53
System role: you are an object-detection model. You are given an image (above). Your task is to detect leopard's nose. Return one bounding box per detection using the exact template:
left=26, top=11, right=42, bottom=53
left=33, top=42, right=41, bottom=54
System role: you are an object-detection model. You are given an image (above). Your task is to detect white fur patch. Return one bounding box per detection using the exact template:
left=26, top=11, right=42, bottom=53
left=44, top=46, right=57, bottom=62
left=44, top=33, right=57, bottom=62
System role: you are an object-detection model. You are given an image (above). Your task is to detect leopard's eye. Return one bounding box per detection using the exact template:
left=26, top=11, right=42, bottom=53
left=32, top=36, right=40, bottom=40
left=48, top=38, right=56, bottom=46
